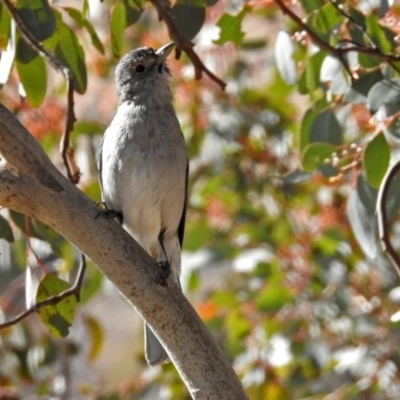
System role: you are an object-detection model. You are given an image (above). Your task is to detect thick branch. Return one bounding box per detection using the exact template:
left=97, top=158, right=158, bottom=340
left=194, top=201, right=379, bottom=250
left=0, top=103, right=247, bottom=400
left=377, top=158, right=400, bottom=276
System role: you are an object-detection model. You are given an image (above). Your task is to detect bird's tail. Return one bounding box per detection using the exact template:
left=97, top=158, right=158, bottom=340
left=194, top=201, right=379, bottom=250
left=145, top=323, right=169, bottom=366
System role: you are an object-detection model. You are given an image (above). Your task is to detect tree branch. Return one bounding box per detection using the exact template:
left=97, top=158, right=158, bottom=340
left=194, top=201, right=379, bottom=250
left=377, top=158, right=400, bottom=277
left=274, top=0, right=400, bottom=80
left=0, top=103, right=247, bottom=400
left=149, top=0, right=227, bottom=90
left=1, top=0, right=78, bottom=183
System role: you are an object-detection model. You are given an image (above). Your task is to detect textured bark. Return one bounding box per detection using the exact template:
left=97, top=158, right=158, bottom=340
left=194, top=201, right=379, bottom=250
left=0, top=103, right=248, bottom=400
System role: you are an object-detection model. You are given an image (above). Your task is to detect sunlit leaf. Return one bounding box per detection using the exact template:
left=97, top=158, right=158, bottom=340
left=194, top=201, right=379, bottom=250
left=299, top=0, right=324, bottom=13
left=54, top=18, right=87, bottom=93
left=362, top=133, right=390, bottom=188
left=347, top=189, right=377, bottom=258
left=275, top=31, right=296, bottom=85
left=36, top=275, right=77, bottom=338
left=110, top=1, right=126, bottom=58
left=16, top=37, right=47, bottom=107
left=302, top=142, right=337, bottom=172
left=62, top=7, right=104, bottom=54
left=365, top=13, right=395, bottom=54
left=214, top=7, right=247, bottom=46
left=298, top=51, right=326, bottom=95
left=306, top=3, right=342, bottom=41
left=256, top=285, right=292, bottom=311
left=79, top=261, right=103, bottom=303
left=71, top=120, right=105, bottom=136
left=0, top=4, right=11, bottom=49
left=83, top=315, right=103, bottom=361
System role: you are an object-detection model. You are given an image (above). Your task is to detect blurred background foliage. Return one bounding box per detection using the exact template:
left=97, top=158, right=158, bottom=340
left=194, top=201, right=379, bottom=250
left=1, top=0, right=400, bottom=399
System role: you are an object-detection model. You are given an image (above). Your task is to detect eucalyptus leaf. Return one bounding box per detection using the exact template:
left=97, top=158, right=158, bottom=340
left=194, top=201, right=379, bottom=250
left=362, top=133, right=390, bottom=188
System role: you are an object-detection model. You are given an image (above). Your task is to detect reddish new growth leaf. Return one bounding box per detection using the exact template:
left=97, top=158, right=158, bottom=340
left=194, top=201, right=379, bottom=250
left=20, top=100, right=65, bottom=139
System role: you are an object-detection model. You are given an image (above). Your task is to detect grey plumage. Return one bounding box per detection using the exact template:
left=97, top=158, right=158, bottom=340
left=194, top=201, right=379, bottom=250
left=98, top=43, right=188, bottom=366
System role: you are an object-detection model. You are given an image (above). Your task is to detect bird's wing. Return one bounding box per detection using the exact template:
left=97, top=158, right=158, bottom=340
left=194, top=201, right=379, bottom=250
left=97, top=134, right=105, bottom=198
left=178, top=159, right=189, bottom=248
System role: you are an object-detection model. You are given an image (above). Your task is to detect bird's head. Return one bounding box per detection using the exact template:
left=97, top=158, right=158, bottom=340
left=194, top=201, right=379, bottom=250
left=115, top=42, right=175, bottom=103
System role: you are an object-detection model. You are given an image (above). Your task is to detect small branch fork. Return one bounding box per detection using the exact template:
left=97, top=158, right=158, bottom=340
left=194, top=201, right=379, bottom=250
left=0, top=0, right=85, bottom=329
left=377, top=159, right=400, bottom=277
left=0, top=255, right=87, bottom=329
left=274, top=0, right=400, bottom=81
left=274, top=0, right=400, bottom=273
left=1, top=0, right=79, bottom=184
left=149, top=0, right=227, bottom=90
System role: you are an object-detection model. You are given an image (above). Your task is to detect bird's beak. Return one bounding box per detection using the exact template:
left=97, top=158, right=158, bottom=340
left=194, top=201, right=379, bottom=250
left=156, top=42, right=175, bottom=64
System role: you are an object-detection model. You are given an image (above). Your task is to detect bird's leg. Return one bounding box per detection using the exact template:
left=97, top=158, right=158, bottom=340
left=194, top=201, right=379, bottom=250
left=156, top=231, right=171, bottom=284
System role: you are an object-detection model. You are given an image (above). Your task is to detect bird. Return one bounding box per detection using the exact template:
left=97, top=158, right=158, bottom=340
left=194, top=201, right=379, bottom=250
left=98, top=42, right=188, bottom=366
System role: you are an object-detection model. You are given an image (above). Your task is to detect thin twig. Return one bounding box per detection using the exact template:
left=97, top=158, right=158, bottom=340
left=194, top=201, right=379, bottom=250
left=0, top=254, right=87, bottom=329
left=1, top=0, right=78, bottom=183
left=377, top=158, right=400, bottom=277
left=148, top=0, right=227, bottom=90
left=274, top=0, right=400, bottom=79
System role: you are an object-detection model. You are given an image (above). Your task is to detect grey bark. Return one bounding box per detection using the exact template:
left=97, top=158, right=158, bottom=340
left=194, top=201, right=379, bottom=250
left=0, top=103, right=248, bottom=400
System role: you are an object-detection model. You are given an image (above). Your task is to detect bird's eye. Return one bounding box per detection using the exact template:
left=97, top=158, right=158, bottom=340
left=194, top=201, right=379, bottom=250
left=135, top=64, right=145, bottom=73
left=158, top=63, right=163, bottom=73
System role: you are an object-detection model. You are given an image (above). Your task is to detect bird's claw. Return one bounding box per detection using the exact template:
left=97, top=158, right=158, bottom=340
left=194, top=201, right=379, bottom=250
left=156, top=260, right=171, bottom=287
left=96, top=202, right=123, bottom=224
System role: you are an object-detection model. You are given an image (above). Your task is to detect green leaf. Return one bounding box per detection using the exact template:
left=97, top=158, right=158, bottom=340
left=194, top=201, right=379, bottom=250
left=170, top=0, right=205, bottom=42
left=54, top=18, right=87, bottom=94
left=0, top=214, right=14, bottom=242
left=16, top=0, right=56, bottom=41
left=0, top=4, right=11, bottom=49
left=365, top=13, right=395, bottom=54
left=368, top=78, right=400, bottom=116
left=256, top=285, right=292, bottom=311
left=306, top=3, right=342, bottom=41
left=71, top=120, right=105, bottom=136
left=344, top=69, right=384, bottom=104
left=362, top=133, right=390, bottom=188
left=9, top=211, right=44, bottom=239
left=347, top=189, right=377, bottom=258
left=300, top=108, right=318, bottom=151
left=122, top=0, right=142, bottom=26
left=16, top=37, right=47, bottom=107
left=310, top=108, right=342, bottom=145
left=275, top=30, right=296, bottom=85
left=36, top=275, right=77, bottom=338
left=62, top=7, right=104, bottom=54
left=298, top=51, right=326, bottom=94
left=302, top=142, right=337, bottom=172
left=110, top=2, right=126, bottom=58
left=214, top=8, right=247, bottom=46
left=357, top=173, right=378, bottom=214
left=299, top=0, right=324, bottom=13
left=205, top=0, right=219, bottom=5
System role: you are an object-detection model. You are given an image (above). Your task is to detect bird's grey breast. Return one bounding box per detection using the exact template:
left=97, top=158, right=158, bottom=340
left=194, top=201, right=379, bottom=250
left=101, top=101, right=187, bottom=214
